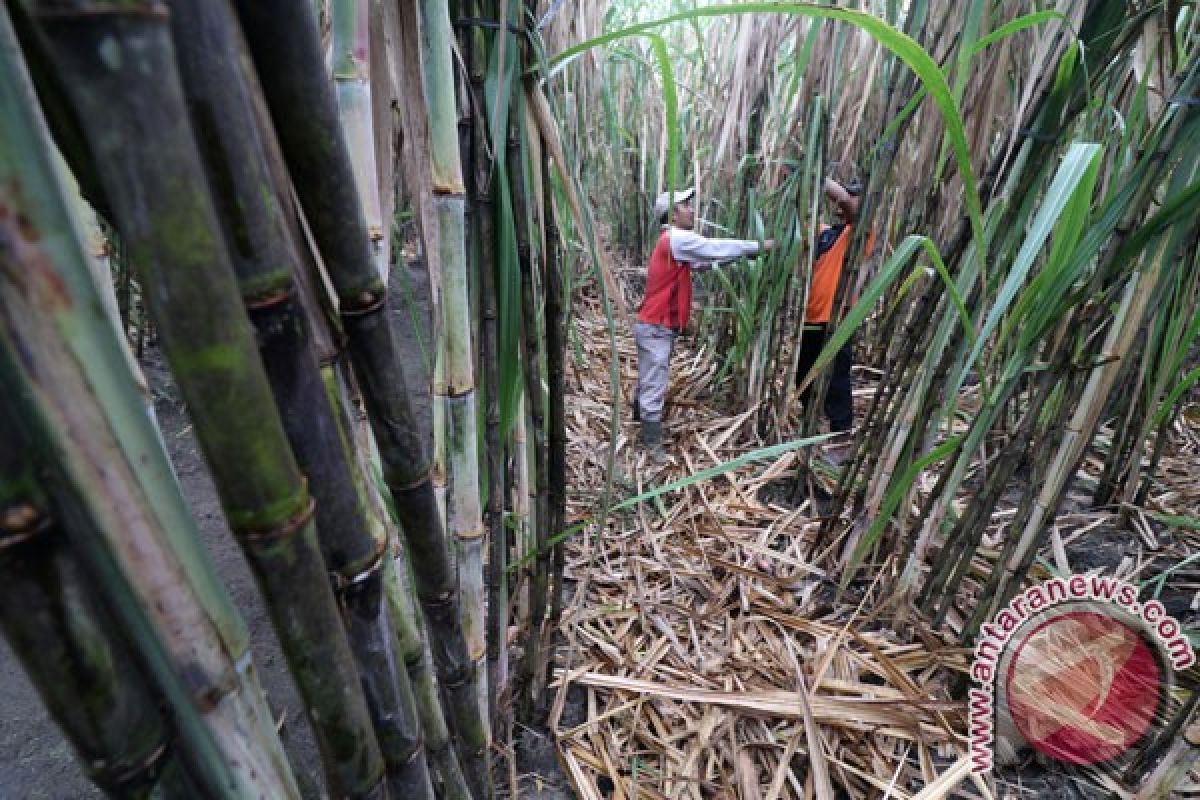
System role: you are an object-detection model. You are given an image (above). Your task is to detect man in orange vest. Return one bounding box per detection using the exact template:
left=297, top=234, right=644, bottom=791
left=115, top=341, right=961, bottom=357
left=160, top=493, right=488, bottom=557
left=635, top=187, right=774, bottom=461
left=797, top=177, right=863, bottom=436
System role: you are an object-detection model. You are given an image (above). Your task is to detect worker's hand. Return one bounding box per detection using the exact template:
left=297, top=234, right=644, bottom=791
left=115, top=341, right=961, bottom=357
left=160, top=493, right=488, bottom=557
left=762, top=239, right=776, bottom=252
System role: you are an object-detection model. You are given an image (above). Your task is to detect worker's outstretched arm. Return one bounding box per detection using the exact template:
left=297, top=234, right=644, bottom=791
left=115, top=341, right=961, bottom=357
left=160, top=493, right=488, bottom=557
left=669, top=229, right=776, bottom=269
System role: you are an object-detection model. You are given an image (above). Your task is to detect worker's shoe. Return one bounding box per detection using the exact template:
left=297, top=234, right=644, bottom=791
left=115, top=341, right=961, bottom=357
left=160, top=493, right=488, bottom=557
left=823, top=428, right=855, bottom=466
left=640, top=420, right=668, bottom=464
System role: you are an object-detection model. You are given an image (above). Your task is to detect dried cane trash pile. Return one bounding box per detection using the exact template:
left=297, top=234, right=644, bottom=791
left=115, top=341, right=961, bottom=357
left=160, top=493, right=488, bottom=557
left=550, top=295, right=984, bottom=800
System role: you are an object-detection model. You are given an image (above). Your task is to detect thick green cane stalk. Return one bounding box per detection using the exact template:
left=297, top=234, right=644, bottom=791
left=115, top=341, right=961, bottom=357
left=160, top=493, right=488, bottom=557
left=1, top=0, right=109, bottom=217
left=0, top=14, right=299, bottom=796
left=332, top=0, right=387, bottom=281
left=24, top=5, right=388, bottom=796
left=512, top=134, right=551, bottom=720
left=421, top=0, right=490, bottom=750
left=328, top=364, right=471, bottom=800
left=460, top=6, right=510, bottom=729
left=379, top=531, right=474, bottom=800
left=166, top=3, right=434, bottom=795
left=0, top=218, right=298, bottom=798
left=0, top=418, right=197, bottom=800
left=232, top=0, right=489, bottom=789
left=437, top=193, right=489, bottom=733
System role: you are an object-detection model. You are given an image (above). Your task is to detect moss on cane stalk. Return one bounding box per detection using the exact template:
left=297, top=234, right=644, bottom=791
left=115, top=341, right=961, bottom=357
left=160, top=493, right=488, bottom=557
left=167, top=3, right=438, bottom=794
left=231, top=0, right=489, bottom=790
left=0, top=12, right=301, bottom=793
left=23, top=4, right=392, bottom=795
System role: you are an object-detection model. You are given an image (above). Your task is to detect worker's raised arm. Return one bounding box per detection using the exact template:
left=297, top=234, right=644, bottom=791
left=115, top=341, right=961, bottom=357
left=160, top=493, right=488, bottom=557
left=669, top=229, right=775, bottom=269
left=824, top=177, right=860, bottom=221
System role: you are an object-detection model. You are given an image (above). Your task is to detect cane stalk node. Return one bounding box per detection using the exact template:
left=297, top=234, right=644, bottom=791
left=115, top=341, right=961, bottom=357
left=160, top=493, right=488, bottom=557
left=0, top=503, right=51, bottom=547
left=331, top=536, right=388, bottom=595
left=234, top=493, right=316, bottom=543
left=340, top=290, right=387, bottom=316
left=244, top=286, right=295, bottom=311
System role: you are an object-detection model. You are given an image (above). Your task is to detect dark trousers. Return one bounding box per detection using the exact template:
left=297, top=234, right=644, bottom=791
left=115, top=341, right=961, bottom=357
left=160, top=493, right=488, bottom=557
left=796, top=325, right=853, bottom=433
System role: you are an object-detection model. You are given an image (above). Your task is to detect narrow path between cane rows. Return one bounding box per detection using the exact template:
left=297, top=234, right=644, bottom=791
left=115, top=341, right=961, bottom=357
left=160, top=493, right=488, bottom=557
left=549, top=284, right=970, bottom=799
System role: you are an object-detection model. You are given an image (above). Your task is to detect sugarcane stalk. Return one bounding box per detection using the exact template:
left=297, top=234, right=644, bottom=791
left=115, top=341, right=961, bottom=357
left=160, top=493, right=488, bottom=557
left=482, top=192, right=512, bottom=739
left=981, top=226, right=1186, bottom=629
left=1092, top=354, right=1149, bottom=505
left=25, top=5, right=392, bottom=795
left=166, top=2, right=435, bottom=794
left=512, top=391, right=533, bottom=628
left=0, top=15, right=300, bottom=795
left=0, top=316, right=293, bottom=799
left=513, top=137, right=552, bottom=720
left=1, top=0, right=109, bottom=218
left=1102, top=257, right=1200, bottom=504
left=438, top=188, right=489, bottom=698
left=969, top=68, right=1199, bottom=630
left=827, top=0, right=1139, bottom=540
left=0, top=416, right=197, bottom=800
left=419, top=0, right=491, bottom=756
left=332, top=0, right=387, bottom=281
left=428, top=0, right=497, bottom=776
left=231, top=0, right=489, bottom=788
left=918, top=359, right=1060, bottom=620
left=462, top=2, right=511, bottom=733
left=542, top=162, right=569, bottom=677
left=377, top=520, right=474, bottom=800
left=320, top=357, right=468, bottom=800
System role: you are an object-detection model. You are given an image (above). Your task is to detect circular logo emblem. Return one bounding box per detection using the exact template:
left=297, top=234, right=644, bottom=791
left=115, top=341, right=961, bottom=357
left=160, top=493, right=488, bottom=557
left=1002, top=608, right=1164, bottom=766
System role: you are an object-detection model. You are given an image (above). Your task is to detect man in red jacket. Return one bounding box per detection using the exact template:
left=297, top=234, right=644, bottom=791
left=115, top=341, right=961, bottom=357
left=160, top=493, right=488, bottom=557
left=635, top=187, right=774, bottom=461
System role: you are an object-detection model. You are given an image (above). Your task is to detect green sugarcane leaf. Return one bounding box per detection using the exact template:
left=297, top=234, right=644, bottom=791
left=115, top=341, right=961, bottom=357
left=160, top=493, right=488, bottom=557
left=644, top=33, right=679, bottom=207
left=1141, top=551, right=1200, bottom=599
left=932, top=0, right=987, bottom=185
left=1110, top=177, right=1200, bottom=269
left=994, top=142, right=1103, bottom=362
left=1153, top=366, right=1200, bottom=426
left=972, top=10, right=1066, bottom=53
left=1160, top=302, right=1200, bottom=391
left=1146, top=512, right=1200, bottom=532
left=959, top=142, right=1101, bottom=380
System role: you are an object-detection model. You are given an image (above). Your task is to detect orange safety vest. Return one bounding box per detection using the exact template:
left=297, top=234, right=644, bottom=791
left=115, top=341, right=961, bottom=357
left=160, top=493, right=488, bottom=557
left=805, top=224, right=875, bottom=323
left=805, top=224, right=851, bottom=324
left=638, top=230, right=692, bottom=331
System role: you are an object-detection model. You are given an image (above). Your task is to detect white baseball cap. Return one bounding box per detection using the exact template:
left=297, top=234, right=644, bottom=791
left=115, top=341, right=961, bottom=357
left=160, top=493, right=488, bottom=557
left=653, top=187, right=696, bottom=217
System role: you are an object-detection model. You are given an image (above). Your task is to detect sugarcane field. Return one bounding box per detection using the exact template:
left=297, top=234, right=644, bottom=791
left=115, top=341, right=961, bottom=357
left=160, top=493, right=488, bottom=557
left=2, top=0, right=1200, bottom=798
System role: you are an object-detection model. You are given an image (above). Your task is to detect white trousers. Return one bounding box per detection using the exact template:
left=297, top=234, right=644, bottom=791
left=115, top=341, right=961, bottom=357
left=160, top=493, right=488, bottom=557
left=634, top=321, right=676, bottom=423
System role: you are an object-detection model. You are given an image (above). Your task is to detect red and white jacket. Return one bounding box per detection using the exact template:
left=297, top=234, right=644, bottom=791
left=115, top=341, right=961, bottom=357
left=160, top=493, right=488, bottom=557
left=638, top=227, right=762, bottom=332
